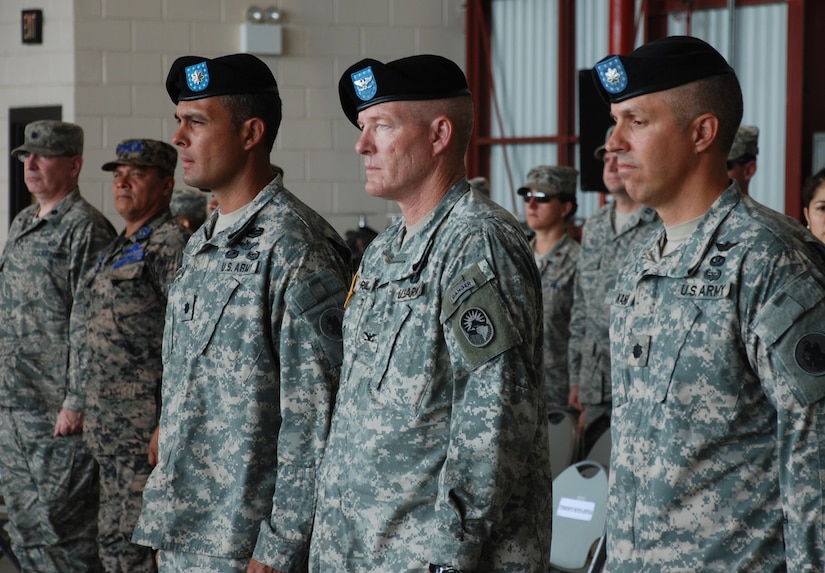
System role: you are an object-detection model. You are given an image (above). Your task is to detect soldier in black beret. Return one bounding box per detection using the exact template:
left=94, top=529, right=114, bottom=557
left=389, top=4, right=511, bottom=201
left=593, top=35, right=825, bottom=573
left=312, top=54, right=552, bottom=573
left=132, top=53, right=351, bottom=573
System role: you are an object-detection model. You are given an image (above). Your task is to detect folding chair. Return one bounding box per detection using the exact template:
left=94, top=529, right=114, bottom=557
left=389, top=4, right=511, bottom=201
left=583, top=428, right=611, bottom=470
left=547, top=408, right=580, bottom=480
left=550, top=460, right=608, bottom=573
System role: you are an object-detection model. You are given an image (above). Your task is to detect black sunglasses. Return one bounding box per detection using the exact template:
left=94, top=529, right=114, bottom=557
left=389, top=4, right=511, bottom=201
left=521, top=190, right=556, bottom=203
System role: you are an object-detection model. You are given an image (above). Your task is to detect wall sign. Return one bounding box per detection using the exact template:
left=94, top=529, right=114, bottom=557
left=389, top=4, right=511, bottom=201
left=22, top=10, right=43, bottom=45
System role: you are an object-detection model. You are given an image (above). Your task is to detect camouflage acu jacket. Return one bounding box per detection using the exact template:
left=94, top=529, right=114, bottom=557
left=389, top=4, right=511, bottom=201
left=311, top=181, right=552, bottom=572
left=132, top=181, right=350, bottom=571
left=607, top=186, right=825, bottom=571
left=0, top=188, right=116, bottom=411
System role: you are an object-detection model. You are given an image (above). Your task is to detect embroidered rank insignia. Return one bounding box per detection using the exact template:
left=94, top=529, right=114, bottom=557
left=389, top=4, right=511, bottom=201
left=460, top=307, right=495, bottom=348
left=795, top=332, right=825, bottom=375
left=595, top=55, right=627, bottom=94
left=351, top=66, right=377, bottom=102
left=185, top=61, right=210, bottom=92
left=627, top=334, right=650, bottom=367
left=181, top=296, right=195, bottom=321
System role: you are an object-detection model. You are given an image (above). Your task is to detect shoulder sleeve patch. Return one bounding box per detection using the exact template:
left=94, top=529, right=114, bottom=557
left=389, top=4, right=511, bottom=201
left=441, top=260, right=520, bottom=370
left=754, top=272, right=825, bottom=405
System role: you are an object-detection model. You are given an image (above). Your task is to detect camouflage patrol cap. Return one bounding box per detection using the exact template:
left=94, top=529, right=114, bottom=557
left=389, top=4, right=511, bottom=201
left=11, top=120, right=84, bottom=158
left=517, top=165, right=578, bottom=200
left=170, top=188, right=208, bottom=228
left=102, top=139, right=178, bottom=177
left=727, top=125, right=759, bottom=162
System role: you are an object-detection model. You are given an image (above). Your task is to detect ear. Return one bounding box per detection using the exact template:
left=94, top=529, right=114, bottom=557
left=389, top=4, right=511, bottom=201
left=804, top=206, right=811, bottom=226
left=70, top=155, right=84, bottom=178
left=692, top=113, right=718, bottom=154
left=241, top=117, right=267, bottom=151
left=559, top=200, right=574, bottom=220
left=161, top=174, right=175, bottom=199
left=430, top=116, right=453, bottom=156
left=743, top=159, right=758, bottom=182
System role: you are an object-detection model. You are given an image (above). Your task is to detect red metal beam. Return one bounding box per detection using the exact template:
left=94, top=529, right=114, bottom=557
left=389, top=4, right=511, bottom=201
left=558, top=0, right=576, bottom=166
left=465, top=0, right=491, bottom=180
left=786, top=0, right=805, bottom=218
left=610, top=0, right=637, bottom=54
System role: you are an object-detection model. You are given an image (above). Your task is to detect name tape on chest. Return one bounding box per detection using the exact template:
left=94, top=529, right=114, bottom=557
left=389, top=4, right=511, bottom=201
left=675, top=282, right=731, bottom=299
left=218, top=260, right=259, bottom=274
left=395, top=283, right=424, bottom=302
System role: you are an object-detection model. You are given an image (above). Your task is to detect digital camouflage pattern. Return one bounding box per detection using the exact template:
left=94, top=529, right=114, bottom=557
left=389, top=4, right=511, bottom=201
left=0, top=188, right=115, bottom=572
left=97, top=456, right=156, bottom=573
left=310, top=181, right=552, bottom=572
left=568, top=204, right=659, bottom=408
left=727, top=125, right=759, bottom=162
left=607, top=187, right=825, bottom=571
left=11, top=120, right=84, bottom=158
left=133, top=180, right=350, bottom=572
left=534, top=232, right=579, bottom=407
left=68, top=209, right=189, bottom=573
left=69, top=209, right=188, bottom=455
left=0, top=410, right=102, bottom=572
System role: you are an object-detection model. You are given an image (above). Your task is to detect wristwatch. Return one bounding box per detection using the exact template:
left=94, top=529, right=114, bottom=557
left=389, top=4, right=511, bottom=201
left=428, top=565, right=462, bottom=573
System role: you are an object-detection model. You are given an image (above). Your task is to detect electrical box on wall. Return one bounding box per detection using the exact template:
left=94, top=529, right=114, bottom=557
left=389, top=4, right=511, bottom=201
left=240, top=24, right=282, bottom=56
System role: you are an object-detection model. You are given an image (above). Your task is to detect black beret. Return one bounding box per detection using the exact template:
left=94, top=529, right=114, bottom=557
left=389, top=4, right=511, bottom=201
left=339, top=54, right=472, bottom=127
left=166, top=53, right=279, bottom=104
left=592, top=36, right=735, bottom=104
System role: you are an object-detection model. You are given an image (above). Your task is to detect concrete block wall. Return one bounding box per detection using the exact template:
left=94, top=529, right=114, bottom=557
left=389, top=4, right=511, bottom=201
left=0, top=0, right=466, bottom=244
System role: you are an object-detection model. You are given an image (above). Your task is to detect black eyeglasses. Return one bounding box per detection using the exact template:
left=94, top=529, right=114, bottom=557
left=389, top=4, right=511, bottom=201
left=521, top=190, right=554, bottom=203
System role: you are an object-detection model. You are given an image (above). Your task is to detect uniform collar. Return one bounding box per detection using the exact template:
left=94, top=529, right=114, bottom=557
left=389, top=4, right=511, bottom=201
left=195, top=179, right=282, bottom=250
left=123, top=208, right=176, bottom=243
left=612, top=203, right=658, bottom=239
left=35, top=187, right=83, bottom=225
left=377, top=179, right=469, bottom=283
left=534, top=232, right=575, bottom=270
left=641, top=184, right=741, bottom=278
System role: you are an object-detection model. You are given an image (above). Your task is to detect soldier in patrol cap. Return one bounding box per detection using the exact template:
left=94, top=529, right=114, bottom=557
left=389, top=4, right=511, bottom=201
left=567, top=126, right=659, bottom=454
left=518, top=165, right=580, bottom=410
left=170, top=188, right=208, bottom=231
left=66, top=138, right=188, bottom=572
left=593, top=35, right=825, bottom=571
left=132, top=54, right=350, bottom=573
left=726, top=125, right=759, bottom=195
left=0, top=120, right=116, bottom=572
left=311, top=54, right=551, bottom=573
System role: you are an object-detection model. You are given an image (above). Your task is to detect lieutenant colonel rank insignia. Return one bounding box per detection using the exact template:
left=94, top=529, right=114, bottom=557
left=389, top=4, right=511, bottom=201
left=460, top=307, right=494, bottom=348
left=351, top=66, right=377, bottom=102
left=185, top=61, right=210, bottom=93
left=595, top=55, right=627, bottom=94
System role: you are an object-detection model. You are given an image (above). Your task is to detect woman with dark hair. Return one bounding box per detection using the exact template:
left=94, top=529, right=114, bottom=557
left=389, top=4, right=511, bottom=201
left=802, top=168, right=825, bottom=243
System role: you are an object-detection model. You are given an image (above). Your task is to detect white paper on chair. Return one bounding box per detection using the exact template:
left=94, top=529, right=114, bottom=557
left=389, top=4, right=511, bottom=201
left=556, top=497, right=596, bottom=521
